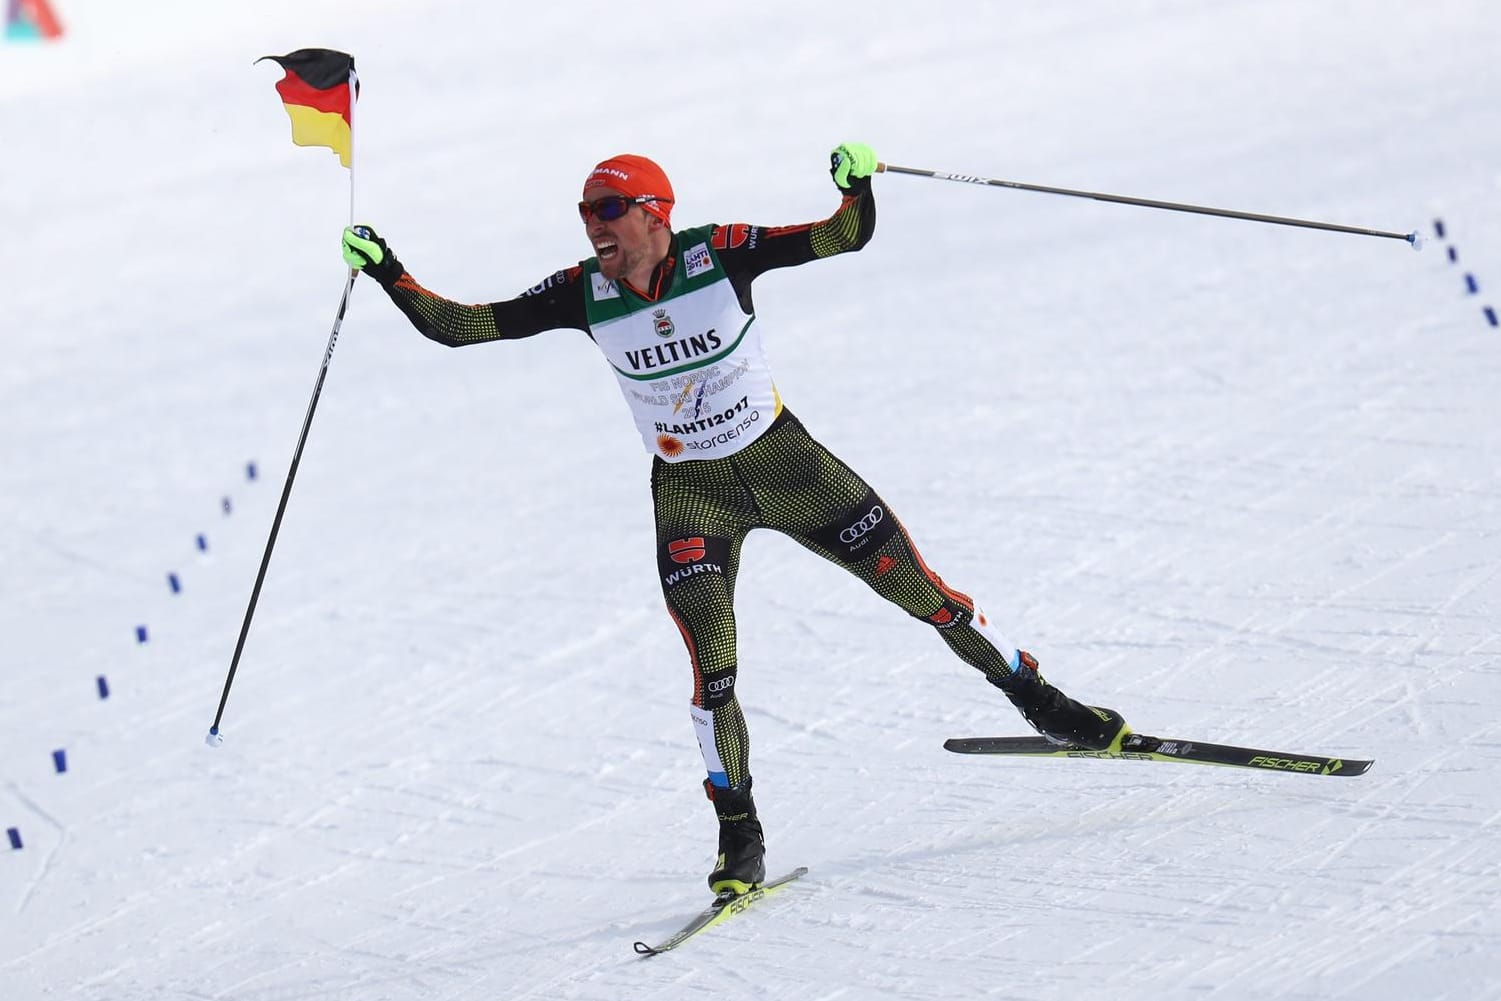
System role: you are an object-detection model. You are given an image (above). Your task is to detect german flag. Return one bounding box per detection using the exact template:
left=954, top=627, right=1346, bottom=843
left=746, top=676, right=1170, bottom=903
left=257, top=49, right=358, bottom=168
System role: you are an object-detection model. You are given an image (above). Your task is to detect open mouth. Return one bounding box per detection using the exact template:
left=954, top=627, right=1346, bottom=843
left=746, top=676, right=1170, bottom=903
left=595, top=241, right=619, bottom=260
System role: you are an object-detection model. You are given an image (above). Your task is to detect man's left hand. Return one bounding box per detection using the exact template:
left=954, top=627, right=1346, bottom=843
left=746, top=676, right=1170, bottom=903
left=830, top=143, right=878, bottom=189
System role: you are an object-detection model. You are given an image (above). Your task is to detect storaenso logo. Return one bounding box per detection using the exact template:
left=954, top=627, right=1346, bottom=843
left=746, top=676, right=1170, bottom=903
left=839, top=505, right=885, bottom=544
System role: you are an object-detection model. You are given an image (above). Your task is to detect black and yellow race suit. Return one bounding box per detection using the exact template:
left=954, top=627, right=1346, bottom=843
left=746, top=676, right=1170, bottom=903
left=363, top=175, right=1022, bottom=791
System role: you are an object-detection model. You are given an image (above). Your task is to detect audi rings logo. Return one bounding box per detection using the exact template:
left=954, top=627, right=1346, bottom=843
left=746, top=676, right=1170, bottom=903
left=706, top=676, right=735, bottom=693
left=839, top=505, right=885, bottom=544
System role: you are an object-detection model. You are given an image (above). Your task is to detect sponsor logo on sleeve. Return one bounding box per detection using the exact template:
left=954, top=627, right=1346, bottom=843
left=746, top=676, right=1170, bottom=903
left=711, top=224, right=757, bottom=251
left=523, top=269, right=569, bottom=297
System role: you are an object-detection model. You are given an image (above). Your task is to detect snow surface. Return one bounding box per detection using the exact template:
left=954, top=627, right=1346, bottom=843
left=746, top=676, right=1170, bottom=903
left=4, top=1, right=1501, bottom=998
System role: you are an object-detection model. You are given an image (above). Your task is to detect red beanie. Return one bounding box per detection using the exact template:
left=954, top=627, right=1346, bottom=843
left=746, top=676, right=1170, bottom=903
left=582, top=154, right=675, bottom=224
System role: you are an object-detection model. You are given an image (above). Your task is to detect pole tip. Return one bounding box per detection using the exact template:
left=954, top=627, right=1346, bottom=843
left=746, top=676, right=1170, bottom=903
left=205, top=727, right=224, bottom=748
left=1407, top=231, right=1423, bottom=252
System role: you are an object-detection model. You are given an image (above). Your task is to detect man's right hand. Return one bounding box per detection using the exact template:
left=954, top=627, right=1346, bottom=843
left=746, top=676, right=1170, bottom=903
left=342, top=226, right=389, bottom=272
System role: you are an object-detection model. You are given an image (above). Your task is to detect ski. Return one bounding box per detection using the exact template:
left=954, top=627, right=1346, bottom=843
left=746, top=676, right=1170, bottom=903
left=633, top=867, right=810, bottom=956
left=944, top=732, right=1372, bottom=776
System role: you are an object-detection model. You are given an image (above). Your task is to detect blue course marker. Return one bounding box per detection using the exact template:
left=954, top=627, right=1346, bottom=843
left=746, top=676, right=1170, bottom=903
left=247, top=461, right=258, bottom=481
left=168, top=572, right=181, bottom=594
left=1485, top=307, right=1498, bottom=328
left=97, top=675, right=110, bottom=699
left=222, top=496, right=233, bottom=515
left=135, top=625, right=149, bottom=644
left=196, top=533, right=208, bottom=552
left=1447, top=247, right=1458, bottom=263
left=1465, top=273, right=1479, bottom=294
left=1433, top=219, right=1445, bottom=238
left=6, top=828, right=21, bottom=850
left=52, top=750, right=67, bottom=774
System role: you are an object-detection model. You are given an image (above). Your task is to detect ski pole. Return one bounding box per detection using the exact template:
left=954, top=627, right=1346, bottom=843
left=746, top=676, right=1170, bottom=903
left=205, top=271, right=356, bottom=748
left=876, top=162, right=1420, bottom=249
left=209, top=52, right=362, bottom=747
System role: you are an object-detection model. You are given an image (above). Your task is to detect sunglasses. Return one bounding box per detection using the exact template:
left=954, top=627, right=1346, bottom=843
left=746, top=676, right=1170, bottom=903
left=578, top=194, right=671, bottom=222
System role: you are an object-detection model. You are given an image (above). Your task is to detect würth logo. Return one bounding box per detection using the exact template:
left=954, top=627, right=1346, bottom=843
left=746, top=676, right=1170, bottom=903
left=668, top=538, right=708, bottom=564
left=659, top=534, right=730, bottom=590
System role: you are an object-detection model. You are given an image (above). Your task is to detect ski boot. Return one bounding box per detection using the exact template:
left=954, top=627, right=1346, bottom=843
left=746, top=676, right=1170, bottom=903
left=997, top=651, right=1128, bottom=750
left=704, top=778, right=765, bottom=897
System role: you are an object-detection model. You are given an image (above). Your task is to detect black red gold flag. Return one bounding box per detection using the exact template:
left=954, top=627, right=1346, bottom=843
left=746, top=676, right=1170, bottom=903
left=256, top=48, right=358, bottom=168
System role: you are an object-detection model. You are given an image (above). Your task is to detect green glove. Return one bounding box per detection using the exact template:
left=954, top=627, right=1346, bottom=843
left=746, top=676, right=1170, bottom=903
left=830, top=142, right=878, bottom=189
left=342, top=225, right=388, bottom=271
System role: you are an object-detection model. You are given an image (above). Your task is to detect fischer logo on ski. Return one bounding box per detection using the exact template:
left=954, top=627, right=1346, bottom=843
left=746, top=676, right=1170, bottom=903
left=943, top=731, right=1372, bottom=776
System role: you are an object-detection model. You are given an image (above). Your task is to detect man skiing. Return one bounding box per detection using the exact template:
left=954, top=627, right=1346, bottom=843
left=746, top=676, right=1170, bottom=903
left=340, top=143, right=1128, bottom=898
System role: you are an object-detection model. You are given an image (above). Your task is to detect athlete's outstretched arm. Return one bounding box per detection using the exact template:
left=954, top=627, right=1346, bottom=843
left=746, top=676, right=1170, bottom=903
left=341, top=226, right=588, bottom=345
left=711, top=144, right=877, bottom=307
